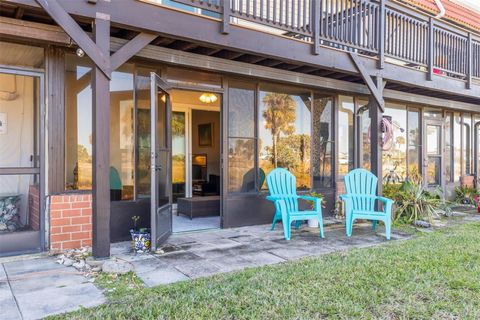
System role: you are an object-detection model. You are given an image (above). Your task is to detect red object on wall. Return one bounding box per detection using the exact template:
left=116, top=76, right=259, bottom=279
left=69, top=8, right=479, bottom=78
left=49, top=193, right=92, bottom=252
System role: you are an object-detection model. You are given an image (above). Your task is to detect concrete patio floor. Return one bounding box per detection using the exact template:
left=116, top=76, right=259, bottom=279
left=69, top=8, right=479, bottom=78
left=2, top=212, right=479, bottom=319
left=0, top=257, right=105, bottom=320
left=112, top=220, right=410, bottom=287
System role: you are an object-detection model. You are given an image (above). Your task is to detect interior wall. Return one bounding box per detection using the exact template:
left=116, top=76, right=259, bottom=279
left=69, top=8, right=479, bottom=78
left=191, top=109, right=221, bottom=179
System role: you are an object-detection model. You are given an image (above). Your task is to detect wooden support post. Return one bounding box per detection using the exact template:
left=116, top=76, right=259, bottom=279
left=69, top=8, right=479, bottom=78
left=92, top=16, right=111, bottom=258
left=46, top=46, right=66, bottom=194
left=221, top=0, right=230, bottom=34
left=467, top=32, right=472, bottom=90
left=427, top=17, right=434, bottom=81
left=369, top=77, right=385, bottom=196
left=377, top=0, right=385, bottom=69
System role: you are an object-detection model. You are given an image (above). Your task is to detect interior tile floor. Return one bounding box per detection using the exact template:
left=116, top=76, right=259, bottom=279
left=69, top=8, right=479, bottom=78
left=172, top=214, right=220, bottom=233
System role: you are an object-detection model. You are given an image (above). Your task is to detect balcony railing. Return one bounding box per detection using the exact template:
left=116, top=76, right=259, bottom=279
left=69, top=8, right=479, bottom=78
left=164, top=0, right=480, bottom=83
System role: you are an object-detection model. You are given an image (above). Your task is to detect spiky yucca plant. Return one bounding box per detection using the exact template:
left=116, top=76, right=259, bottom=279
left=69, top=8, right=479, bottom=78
left=394, top=180, right=442, bottom=223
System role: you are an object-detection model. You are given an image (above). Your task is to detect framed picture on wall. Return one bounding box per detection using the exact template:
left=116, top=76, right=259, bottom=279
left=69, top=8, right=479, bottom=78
left=198, top=123, right=213, bottom=147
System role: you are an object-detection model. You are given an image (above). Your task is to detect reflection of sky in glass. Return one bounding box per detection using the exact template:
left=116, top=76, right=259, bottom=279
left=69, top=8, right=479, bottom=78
left=76, top=71, right=134, bottom=156
left=77, top=84, right=92, bottom=155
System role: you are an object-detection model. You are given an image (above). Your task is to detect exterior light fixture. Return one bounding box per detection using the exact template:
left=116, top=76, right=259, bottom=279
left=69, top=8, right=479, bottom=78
left=76, top=48, right=85, bottom=57
left=199, top=93, right=217, bottom=104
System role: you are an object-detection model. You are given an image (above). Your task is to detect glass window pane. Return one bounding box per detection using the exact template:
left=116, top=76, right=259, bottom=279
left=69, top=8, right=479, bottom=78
left=136, top=68, right=152, bottom=198
left=65, top=55, right=93, bottom=190
left=475, top=115, right=480, bottom=181
left=166, top=66, right=222, bottom=89
left=423, top=109, right=443, bottom=119
left=259, top=86, right=311, bottom=190
left=426, top=157, right=441, bottom=186
left=228, top=82, right=255, bottom=138
left=426, top=125, right=441, bottom=155
left=453, top=112, right=462, bottom=183
left=338, top=96, right=354, bottom=179
left=110, top=67, right=134, bottom=201
left=172, top=111, right=186, bottom=202
left=312, top=94, right=334, bottom=188
left=228, top=138, right=255, bottom=192
left=382, top=103, right=407, bottom=182
left=445, top=113, right=452, bottom=183
left=463, top=114, right=472, bottom=175
left=407, top=109, right=420, bottom=176
left=358, top=100, right=370, bottom=170
left=0, top=74, right=39, bottom=168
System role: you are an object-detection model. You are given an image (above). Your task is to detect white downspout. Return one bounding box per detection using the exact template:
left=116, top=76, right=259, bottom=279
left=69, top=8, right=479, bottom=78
left=434, top=0, right=446, bottom=19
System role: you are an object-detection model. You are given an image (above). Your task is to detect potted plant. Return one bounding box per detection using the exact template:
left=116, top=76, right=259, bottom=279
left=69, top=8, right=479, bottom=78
left=130, top=216, right=151, bottom=253
left=306, top=192, right=325, bottom=228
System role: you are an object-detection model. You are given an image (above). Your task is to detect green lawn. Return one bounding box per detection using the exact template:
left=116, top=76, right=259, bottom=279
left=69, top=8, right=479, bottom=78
left=53, top=222, right=480, bottom=319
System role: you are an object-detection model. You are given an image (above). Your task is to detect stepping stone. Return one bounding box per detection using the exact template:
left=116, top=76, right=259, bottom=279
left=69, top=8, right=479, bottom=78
left=136, top=267, right=189, bottom=287
left=15, top=283, right=105, bottom=320
left=4, top=258, right=64, bottom=277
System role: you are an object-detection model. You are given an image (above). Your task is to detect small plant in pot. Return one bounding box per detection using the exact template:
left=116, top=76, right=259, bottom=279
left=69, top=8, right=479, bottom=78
left=130, top=216, right=151, bottom=253
left=306, top=191, right=325, bottom=228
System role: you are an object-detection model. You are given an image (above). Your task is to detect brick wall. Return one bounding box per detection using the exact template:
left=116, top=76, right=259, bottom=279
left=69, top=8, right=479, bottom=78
left=28, top=185, right=40, bottom=231
left=49, top=193, right=92, bottom=251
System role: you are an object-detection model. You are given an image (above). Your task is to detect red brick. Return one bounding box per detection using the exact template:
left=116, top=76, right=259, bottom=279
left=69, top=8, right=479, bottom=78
left=50, top=210, right=63, bottom=219
left=62, top=225, right=82, bottom=233
left=50, top=218, right=71, bottom=227
left=71, top=231, right=91, bottom=240
left=50, top=203, right=71, bottom=210
left=81, top=208, right=92, bottom=216
left=71, top=201, right=91, bottom=209
left=71, top=216, right=91, bottom=225
left=62, top=240, right=82, bottom=249
left=51, top=242, right=62, bottom=250
left=51, top=196, right=64, bottom=203
left=81, top=239, right=92, bottom=247
left=51, top=233, right=71, bottom=242
left=81, top=223, right=92, bottom=231
left=51, top=226, right=62, bottom=234
left=62, top=209, right=82, bottom=218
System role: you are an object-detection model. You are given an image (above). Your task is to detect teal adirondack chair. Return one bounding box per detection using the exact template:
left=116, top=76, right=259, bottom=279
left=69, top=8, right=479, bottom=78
left=266, top=168, right=325, bottom=240
left=340, top=169, right=394, bottom=240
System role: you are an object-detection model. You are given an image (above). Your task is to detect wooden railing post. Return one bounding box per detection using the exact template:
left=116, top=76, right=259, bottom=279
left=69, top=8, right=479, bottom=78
left=467, top=32, right=472, bottom=89
left=221, top=0, right=230, bottom=34
left=377, top=0, right=385, bottom=69
left=313, top=0, right=320, bottom=55
left=427, top=17, right=434, bottom=80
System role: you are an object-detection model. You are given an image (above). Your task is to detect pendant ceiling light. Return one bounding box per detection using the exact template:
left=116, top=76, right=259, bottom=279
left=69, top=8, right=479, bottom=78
left=199, top=93, right=217, bottom=104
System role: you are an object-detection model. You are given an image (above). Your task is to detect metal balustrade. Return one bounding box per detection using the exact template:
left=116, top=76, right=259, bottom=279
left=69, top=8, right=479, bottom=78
left=167, top=0, right=480, bottom=82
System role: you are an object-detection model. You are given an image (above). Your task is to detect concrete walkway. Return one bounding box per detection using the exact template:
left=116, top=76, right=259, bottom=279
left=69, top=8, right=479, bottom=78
left=112, top=220, right=410, bottom=287
left=0, top=257, right=105, bottom=320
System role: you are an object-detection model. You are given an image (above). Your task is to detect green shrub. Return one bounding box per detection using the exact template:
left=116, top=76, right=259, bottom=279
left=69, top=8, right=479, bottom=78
left=454, top=186, right=479, bottom=205
left=382, top=183, right=402, bottom=202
